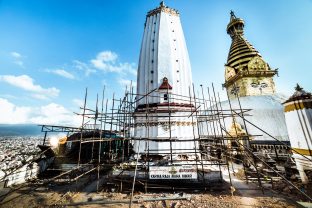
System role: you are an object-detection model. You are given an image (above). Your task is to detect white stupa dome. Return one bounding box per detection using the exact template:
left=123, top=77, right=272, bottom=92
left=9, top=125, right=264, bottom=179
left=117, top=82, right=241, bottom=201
left=216, top=95, right=289, bottom=143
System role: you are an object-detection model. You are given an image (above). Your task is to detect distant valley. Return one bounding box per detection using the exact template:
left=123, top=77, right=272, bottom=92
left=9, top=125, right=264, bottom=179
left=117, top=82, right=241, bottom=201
left=0, top=124, right=42, bottom=136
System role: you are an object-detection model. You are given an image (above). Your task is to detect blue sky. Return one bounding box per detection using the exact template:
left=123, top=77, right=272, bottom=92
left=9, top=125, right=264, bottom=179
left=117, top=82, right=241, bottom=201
left=0, top=0, right=311, bottom=125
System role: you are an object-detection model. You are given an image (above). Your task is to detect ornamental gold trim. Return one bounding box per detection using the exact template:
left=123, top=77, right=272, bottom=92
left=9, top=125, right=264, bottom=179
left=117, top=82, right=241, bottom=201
left=284, top=101, right=312, bottom=112
left=292, top=148, right=312, bottom=156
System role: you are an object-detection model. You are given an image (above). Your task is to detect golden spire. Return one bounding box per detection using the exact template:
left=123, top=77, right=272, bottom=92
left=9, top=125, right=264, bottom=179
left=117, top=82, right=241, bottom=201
left=227, top=10, right=245, bottom=38
left=224, top=11, right=278, bottom=98
left=226, top=11, right=260, bottom=70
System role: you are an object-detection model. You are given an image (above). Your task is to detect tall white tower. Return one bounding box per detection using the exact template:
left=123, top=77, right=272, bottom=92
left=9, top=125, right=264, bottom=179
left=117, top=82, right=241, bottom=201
left=134, top=2, right=197, bottom=156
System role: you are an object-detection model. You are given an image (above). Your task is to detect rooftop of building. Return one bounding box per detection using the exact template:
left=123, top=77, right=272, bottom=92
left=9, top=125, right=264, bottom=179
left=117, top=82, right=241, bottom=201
left=158, top=77, right=172, bottom=90
left=284, top=84, right=312, bottom=103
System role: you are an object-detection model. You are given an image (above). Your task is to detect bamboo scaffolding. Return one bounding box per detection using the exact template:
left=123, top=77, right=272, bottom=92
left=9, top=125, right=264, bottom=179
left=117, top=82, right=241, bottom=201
left=35, top=82, right=312, bottom=202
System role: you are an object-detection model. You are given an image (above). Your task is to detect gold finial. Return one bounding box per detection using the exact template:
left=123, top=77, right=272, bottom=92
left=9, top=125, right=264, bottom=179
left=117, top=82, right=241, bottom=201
left=227, top=11, right=245, bottom=38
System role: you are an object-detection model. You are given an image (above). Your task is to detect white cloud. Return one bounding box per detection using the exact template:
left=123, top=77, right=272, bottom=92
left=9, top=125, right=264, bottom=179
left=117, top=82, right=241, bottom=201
left=10, top=51, right=24, bottom=67
left=30, top=103, right=80, bottom=126
left=101, top=79, right=107, bottom=86
left=91, top=51, right=119, bottom=72
left=0, top=94, right=17, bottom=99
left=91, top=51, right=137, bottom=75
left=73, top=60, right=96, bottom=76
left=0, top=98, right=81, bottom=126
left=15, top=61, right=24, bottom=67
left=126, top=65, right=138, bottom=76
left=31, top=94, right=49, bottom=100
left=0, top=98, right=32, bottom=124
left=120, top=62, right=137, bottom=76
left=118, top=78, right=137, bottom=89
left=42, top=51, right=137, bottom=88
left=0, top=75, right=59, bottom=99
left=72, top=98, right=84, bottom=107
left=10, top=52, right=22, bottom=59
left=92, top=51, right=117, bottom=64
left=48, top=69, right=75, bottom=79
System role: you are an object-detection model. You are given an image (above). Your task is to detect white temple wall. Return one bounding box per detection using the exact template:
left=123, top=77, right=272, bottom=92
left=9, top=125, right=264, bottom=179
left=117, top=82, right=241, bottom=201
left=284, top=103, right=312, bottom=184
left=137, top=10, right=193, bottom=105
left=199, top=96, right=289, bottom=142
left=285, top=108, right=312, bottom=150
left=135, top=4, right=195, bottom=155
left=133, top=111, right=199, bottom=154
left=158, top=12, right=174, bottom=85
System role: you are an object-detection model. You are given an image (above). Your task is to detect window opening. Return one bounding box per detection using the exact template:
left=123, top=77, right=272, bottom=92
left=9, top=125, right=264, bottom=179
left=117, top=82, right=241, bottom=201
left=164, top=94, right=168, bottom=101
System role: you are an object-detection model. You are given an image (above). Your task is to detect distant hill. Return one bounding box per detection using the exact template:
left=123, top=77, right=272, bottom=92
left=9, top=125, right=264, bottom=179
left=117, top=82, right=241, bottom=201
left=0, top=124, right=43, bottom=136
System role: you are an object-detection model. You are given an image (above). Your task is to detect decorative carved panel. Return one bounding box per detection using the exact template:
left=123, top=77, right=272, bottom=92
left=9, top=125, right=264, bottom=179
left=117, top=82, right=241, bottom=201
left=248, top=56, right=268, bottom=71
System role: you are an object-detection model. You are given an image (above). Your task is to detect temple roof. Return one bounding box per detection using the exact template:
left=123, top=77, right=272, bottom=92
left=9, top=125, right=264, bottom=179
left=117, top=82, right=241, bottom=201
left=147, top=1, right=179, bottom=17
left=226, top=11, right=262, bottom=70
left=284, top=84, right=312, bottom=103
left=159, top=77, right=172, bottom=90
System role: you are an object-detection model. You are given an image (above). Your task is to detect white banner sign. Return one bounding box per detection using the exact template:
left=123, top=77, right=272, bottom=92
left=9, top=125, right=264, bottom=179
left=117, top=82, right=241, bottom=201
left=149, top=166, right=197, bottom=179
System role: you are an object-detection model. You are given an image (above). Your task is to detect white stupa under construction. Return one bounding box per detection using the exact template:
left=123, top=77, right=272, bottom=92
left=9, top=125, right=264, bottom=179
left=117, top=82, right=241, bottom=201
left=134, top=2, right=198, bottom=155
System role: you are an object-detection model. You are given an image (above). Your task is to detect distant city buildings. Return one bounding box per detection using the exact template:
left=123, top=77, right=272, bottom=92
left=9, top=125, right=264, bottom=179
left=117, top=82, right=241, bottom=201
left=0, top=136, right=42, bottom=171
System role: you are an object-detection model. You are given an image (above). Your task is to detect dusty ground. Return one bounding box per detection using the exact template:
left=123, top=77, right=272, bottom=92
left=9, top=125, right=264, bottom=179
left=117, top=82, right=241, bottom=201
left=0, top=168, right=304, bottom=208
left=0, top=182, right=298, bottom=208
